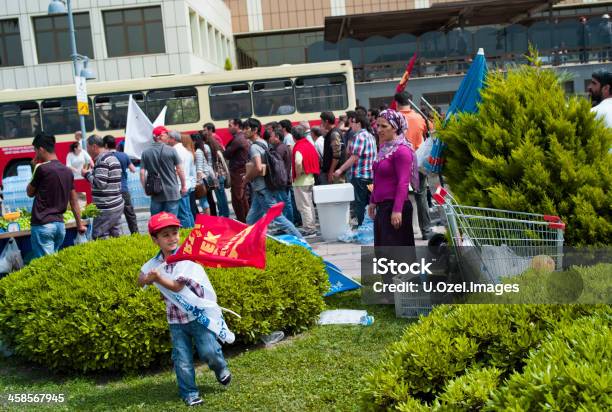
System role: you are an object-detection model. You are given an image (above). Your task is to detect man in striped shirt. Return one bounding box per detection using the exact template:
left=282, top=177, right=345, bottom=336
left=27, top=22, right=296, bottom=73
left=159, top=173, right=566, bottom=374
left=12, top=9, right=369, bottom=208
left=82, top=134, right=124, bottom=239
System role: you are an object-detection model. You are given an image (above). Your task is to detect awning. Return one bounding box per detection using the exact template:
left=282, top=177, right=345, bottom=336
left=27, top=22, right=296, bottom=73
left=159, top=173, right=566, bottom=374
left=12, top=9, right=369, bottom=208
left=324, top=0, right=561, bottom=42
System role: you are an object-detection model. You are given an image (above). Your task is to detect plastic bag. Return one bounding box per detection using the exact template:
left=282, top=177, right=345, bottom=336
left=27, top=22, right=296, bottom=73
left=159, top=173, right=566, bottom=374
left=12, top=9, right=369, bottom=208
left=74, top=232, right=89, bottom=246
left=338, top=228, right=357, bottom=243
left=0, top=238, right=24, bottom=274
left=416, top=137, right=434, bottom=173
left=355, top=206, right=374, bottom=245
left=261, top=331, right=285, bottom=347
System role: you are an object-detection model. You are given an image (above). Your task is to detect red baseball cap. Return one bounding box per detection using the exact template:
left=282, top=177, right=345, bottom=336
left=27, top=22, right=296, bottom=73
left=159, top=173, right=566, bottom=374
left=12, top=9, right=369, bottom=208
left=152, top=125, right=169, bottom=137
left=148, top=212, right=180, bottom=235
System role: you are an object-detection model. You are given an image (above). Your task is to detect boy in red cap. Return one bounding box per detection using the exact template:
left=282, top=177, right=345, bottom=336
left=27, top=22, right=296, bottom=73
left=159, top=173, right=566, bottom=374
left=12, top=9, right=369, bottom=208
left=138, top=212, right=231, bottom=407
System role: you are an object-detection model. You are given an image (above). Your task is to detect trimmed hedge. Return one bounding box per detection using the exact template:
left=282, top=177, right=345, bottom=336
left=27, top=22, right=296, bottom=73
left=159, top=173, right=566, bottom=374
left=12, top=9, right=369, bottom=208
left=361, top=264, right=612, bottom=411
left=487, top=315, right=611, bottom=411
left=0, top=233, right=328, bottom=372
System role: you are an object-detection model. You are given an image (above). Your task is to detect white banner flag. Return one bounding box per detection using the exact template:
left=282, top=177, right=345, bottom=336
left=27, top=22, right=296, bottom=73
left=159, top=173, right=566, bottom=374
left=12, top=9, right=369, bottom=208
left=124, top=95, right=167, bottom=159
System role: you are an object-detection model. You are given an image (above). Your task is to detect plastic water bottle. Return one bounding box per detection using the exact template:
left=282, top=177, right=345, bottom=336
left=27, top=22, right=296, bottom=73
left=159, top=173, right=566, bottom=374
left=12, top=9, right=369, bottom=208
left=359, top=315, right=374, bottom=326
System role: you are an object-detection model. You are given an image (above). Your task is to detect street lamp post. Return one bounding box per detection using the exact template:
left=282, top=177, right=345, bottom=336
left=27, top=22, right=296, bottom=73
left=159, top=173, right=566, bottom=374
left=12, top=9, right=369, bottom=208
left=48, top=0, right=95, bottom=146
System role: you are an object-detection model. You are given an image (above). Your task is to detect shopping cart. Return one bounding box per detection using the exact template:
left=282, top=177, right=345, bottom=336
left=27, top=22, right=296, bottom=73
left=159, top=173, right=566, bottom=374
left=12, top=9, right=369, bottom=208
left=433, top=186, right=565, bottom=284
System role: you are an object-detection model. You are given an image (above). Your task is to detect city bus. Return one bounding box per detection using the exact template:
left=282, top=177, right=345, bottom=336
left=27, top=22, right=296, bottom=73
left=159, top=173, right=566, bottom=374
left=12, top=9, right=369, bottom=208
left=0, top=60, right=355, bottom=184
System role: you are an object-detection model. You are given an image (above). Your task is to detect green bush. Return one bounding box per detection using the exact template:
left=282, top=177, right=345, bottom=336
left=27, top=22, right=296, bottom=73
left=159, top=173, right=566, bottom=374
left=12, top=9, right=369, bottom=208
left=487, top=315, right=612, bottom=411
left=438, top=64, right=612, bottom=246
left=361, top=301, right=610, bottom=410
left=434, top=367, right=501, bottom=412
left=0, top=234, right=328, bottom=372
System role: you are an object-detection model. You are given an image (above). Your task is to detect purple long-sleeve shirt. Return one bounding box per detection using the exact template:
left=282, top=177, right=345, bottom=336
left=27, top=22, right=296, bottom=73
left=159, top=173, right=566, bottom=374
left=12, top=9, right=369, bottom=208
left=370, top=145, right=413, bottom=213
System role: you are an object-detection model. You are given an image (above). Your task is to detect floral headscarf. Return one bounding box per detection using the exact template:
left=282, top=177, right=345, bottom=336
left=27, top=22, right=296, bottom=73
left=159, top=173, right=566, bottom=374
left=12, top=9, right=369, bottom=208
left=378, top=109, right=408, bottom=136
left=375, top=109, right=419, bottom=190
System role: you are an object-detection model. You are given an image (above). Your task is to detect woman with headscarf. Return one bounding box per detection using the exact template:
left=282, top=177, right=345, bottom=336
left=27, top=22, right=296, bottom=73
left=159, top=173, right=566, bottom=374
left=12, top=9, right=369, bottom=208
left=368, top=109, right=419, bottom=247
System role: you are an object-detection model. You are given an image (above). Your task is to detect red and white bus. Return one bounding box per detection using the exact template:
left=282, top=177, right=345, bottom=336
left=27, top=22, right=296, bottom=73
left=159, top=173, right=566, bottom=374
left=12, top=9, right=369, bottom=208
left=0, top=60, right=355, bottom=185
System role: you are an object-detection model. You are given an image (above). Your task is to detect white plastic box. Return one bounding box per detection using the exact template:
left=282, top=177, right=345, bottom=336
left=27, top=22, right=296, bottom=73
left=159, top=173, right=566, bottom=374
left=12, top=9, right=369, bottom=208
left=313, top=183, right=355, bottom=242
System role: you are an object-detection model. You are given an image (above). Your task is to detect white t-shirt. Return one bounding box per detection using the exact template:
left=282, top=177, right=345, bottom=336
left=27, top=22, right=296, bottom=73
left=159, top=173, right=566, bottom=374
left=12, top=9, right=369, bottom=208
left=315, top=136, right=325, bottom=159
left=283, top=133, right=295, bottom=147
left=591, top=98, right=612, bottom=128
left=173, top=143, right=196, bottom=190
left=66, top=150, right=92, bottom=178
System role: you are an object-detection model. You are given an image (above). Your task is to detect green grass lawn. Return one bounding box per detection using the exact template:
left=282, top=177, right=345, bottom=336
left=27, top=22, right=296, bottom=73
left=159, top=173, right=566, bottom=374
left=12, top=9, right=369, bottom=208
left=0, top=291, right=413, bottom=411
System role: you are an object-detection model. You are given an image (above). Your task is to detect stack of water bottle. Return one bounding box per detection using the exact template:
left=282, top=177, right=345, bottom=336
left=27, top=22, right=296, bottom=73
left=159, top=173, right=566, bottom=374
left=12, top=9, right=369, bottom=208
left=1, top=166, right=34, bottom=212
left=127, top=166, right=150, bottom=209
left=1, top=165, right=150, bottom=212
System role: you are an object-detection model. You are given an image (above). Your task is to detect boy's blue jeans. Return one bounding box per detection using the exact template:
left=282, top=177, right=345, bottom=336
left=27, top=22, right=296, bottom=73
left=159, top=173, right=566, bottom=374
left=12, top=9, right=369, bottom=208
left=169, top=321, right=229, bottom=402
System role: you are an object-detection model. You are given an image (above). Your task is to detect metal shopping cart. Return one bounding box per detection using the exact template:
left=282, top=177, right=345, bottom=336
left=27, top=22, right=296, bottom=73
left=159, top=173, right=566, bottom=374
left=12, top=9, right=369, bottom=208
left=432, top=186, right=566, bottom=284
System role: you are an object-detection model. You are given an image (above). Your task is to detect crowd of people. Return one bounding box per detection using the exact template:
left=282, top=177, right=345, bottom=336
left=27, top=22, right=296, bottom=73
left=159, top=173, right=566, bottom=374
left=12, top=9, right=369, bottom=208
left=24, top=66, right=611, bottom=258
left=23, top=90, right=443, bottom=257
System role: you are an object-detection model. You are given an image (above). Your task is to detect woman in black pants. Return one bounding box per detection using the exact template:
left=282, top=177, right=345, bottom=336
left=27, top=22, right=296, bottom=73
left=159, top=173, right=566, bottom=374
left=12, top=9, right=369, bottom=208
left=368, top=109, right=418, bottom=247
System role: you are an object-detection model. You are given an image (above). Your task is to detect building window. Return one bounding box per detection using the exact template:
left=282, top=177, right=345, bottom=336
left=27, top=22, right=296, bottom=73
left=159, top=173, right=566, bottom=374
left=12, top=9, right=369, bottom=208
left=94, top=92, right=145, bottom=131
left=236, top=31, right=322, bottom=69
left=33, top=13, right=93, bottom=63
left=422, top=92, right=455, bottom=107
left=147, top=88, right=199, bottom=125
left=209, top=83, right=252, bottom=120
left=103, top=6, right=165, bottom=57
left=42, top=97, right=94, bottom=135
left=295, top=74, right=348, bottom=113
left=253, top=79, right=295, bottom=116
left=0, top=19, right=23, bottom=67
left=0, top=101, right=41, bottom=140
left=368, top=97, right=393, bottom=111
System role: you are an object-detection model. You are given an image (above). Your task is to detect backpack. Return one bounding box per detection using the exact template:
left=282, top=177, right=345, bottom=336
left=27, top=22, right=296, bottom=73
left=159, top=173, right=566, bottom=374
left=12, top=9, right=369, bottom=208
left=253, top=141, right=287, bottom=191
left=144, top=146, right=165, bottom=196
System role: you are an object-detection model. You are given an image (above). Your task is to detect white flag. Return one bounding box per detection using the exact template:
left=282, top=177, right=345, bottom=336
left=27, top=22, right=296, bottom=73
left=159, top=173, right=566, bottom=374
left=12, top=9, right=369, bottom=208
left=153, top=106, right=167, bottom=128
left=124, top=95, right=167, bottom=159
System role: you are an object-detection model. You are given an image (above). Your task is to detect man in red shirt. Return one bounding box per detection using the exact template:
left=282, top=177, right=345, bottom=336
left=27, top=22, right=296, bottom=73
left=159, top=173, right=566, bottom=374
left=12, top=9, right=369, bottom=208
left=395, top=91, right=432, bottom=240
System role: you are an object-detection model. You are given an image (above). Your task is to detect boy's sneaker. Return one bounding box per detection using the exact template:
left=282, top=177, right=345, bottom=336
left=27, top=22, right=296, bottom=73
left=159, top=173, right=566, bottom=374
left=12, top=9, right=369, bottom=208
left=185, top=396, right=204, bottom=407
left=217, top=370, right=232, bottom=387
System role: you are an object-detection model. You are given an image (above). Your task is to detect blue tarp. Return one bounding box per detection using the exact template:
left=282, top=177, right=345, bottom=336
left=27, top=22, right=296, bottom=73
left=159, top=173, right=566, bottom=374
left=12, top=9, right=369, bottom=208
left=271, top=235, right=361, bottom=296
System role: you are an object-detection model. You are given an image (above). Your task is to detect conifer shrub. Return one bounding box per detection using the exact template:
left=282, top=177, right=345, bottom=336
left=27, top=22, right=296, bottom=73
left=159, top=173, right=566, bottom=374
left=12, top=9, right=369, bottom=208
left=0, top=234, right=327, bottom=372
left=438, top=64, right=612, bottom=246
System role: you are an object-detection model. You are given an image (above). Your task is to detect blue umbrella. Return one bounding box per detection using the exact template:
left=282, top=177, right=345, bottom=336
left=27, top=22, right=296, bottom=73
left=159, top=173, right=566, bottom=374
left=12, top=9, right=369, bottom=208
left=446, top=48, right=488, bottom=121
left=425, top=49, right=488, bottom=174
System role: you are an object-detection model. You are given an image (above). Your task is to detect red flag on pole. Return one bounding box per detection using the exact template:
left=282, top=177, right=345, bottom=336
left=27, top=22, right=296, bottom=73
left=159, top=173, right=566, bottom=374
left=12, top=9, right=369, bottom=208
left=166, top=203, right=284, bottom=269
left=389, top=53, right=418, bottom=111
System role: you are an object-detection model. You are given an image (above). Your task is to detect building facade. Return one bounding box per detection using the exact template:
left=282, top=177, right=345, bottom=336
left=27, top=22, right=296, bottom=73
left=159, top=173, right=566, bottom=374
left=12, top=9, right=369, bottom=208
left=224, top=0, right=612, bottom=109
left=0, top=0, right=235, bottom=90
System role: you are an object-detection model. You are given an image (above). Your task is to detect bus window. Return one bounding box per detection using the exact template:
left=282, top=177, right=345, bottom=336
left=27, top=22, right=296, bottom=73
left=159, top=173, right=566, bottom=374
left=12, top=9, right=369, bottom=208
left=94, top=92, right=144, bottom=131
left=0, top=101, right=41, bottom=140
left=41, top=97, right=94, bottom=135
left=147, top=87, right=199, bottom=125
left=295, top=74, right=348, bottom=113
left=253, top=79, right=295, bottom=116
left=209, top=83, right=252, bottom=120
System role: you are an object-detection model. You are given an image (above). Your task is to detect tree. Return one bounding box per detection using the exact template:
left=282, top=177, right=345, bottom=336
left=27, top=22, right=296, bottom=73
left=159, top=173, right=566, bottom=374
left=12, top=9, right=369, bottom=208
left=224, top=57, right=233, bottom=71
left=438, top=64, right=611, bottom=246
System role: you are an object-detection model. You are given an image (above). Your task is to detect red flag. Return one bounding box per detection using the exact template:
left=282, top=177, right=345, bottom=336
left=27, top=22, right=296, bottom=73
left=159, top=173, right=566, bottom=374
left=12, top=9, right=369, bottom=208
left=390, top=53, right=418, bottom=111
left=166, top=203, right=284, bottom=269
